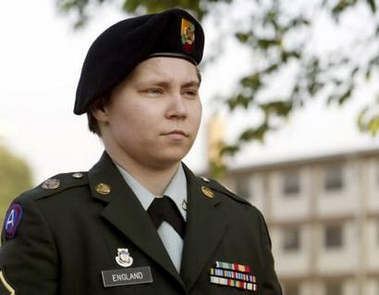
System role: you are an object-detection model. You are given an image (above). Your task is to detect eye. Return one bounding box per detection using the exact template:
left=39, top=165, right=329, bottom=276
left=145, top=88, right=164, bottom=96
left=183, top=88, right=199, bottom=98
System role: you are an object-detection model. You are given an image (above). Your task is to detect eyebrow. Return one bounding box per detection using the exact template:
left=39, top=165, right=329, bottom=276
left=138, top=79, right=201, bottom=88
left=182, top=80, right=201, bottom=88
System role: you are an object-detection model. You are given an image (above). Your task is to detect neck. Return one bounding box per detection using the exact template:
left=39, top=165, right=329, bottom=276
left=108, top=151, right=181, bottom=196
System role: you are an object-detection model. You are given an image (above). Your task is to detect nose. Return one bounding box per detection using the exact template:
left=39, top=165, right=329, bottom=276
left=166, top=93, right=188, bottom=119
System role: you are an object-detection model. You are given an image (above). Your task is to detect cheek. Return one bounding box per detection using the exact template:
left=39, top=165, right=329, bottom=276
left=191, top=102, right=202, bottom=126
left=110, top=103, right=159, bottom=133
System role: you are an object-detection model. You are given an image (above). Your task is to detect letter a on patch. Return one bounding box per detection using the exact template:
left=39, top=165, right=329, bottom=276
left=3, top=204, right=23, bottom=239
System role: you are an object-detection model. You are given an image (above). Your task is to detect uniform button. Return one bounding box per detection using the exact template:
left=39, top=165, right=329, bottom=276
left=72, top=172, right=83, bottom=179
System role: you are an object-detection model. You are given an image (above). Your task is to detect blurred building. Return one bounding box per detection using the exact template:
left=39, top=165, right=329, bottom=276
left=220, top=148, right=379, bottom=295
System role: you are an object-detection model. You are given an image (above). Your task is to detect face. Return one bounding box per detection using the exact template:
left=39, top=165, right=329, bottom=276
left=94, top=57, right=202, bottom=170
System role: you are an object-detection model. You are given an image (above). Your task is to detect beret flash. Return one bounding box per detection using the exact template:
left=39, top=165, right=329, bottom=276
left=74, top=8, right=205, bottom=115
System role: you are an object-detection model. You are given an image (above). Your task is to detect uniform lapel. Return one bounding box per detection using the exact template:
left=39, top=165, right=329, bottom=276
left=88, top=153, right=184, bottom=287
left=180, top=166, right=229, bottom=291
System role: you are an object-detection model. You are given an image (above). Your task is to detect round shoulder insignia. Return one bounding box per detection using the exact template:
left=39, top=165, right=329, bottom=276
left=41, top=178, right=60, bottom=190
left=95, top=183, right=111, bottom=195
left=201, top=186, right=214, bottom=199
left=3, top=203, right=23, bottom=239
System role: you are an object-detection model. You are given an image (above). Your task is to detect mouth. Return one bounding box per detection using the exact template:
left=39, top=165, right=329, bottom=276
left=162, top=130, right=189, bottom=139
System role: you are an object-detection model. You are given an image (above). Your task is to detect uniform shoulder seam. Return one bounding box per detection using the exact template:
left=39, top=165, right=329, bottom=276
left=25, top=172, right=88, bottom=200
left=198, top=176, right=252, bottom=206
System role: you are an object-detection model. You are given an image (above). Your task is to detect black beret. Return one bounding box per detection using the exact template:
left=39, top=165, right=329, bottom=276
left=74, top=8, right=205, bottom=115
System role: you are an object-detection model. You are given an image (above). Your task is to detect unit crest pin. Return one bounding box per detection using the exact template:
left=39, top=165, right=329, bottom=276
left=115, top=248, right=133, bottom=268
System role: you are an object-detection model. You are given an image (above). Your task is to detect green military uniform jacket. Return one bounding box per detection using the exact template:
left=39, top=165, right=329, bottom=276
left=0, top=152, right=282, bottom=295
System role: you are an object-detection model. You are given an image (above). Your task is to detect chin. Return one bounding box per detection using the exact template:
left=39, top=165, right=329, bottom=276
left=157, top=151, right=189, bottom=166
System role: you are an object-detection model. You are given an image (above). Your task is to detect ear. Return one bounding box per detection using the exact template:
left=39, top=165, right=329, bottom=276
left=90, top=97, right=110, bottom=123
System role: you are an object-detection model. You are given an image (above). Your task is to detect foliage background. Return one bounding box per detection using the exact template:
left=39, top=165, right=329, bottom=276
left=58, top=0, right=379, bottom=176
left=0, top=146, right=32, bottom=223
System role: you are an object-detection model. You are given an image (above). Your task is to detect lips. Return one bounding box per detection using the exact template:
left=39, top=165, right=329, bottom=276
left=162, top=130, right=189, bottom=138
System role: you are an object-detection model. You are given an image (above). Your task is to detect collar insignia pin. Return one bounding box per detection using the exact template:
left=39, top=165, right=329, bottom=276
left=95, top=183, right=111, bottom=195
left=182, top=199, right=187, bottom=211
left=201, top=186, right=214, bottom=199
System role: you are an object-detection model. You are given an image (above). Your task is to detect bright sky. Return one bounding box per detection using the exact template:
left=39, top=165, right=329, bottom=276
left=1, top=0, right=379, bottom=184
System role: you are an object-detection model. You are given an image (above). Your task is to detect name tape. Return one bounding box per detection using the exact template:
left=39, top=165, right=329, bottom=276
left=101, top=266, right=153, bottom=287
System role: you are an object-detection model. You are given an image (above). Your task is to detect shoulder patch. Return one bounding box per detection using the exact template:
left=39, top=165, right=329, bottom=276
left=199, top=177, right=251, bottom=206
left=27, top=172, right=88, bottom=200
left=3, top=203, right=23, bottom=239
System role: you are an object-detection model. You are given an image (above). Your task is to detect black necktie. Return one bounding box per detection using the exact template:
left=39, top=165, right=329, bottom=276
left=147, top=196, right=185, bottom=239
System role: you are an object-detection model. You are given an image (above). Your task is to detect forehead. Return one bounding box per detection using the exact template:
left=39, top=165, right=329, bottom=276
left=127, top=57, right=200, bottom=83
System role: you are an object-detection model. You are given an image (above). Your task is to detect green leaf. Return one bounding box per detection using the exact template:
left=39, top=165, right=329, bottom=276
left=261, top=101, right=293, bottom=117
left=239, top=123, right=269, bottom=143
left=339, top=85, right=353, bottom=105
left=264, top=63, right=279, bottom=74
left=367, top=0, right=377, bottom=13
left=256, top=38, right=281, bottom=49
left=208, top=161, right=227, bottom=179
left=220, top=145, right=240, bottom=157
left=235, top=32, right=252, bottom=43
left=241, top=74, right=262, bottom=91
left=357, top=105, right=379, bottom=136
left=281, top=50, right=301, bottom=62
left=227, top=94, right=252, bottom=110
left=369, top=117, right=379, bottom=135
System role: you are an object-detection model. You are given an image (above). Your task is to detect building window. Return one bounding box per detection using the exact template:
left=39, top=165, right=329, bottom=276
left=283, top=227, right=301, bottom=252
left=324, top=163, right=344, bottom=191
left=283, top=283, right=300, bottom=295
left=324, top=224, right=343, bottom=249
left=236, top=176, right=251, bottom=199
left=325, top=281, right=343, bottom=295
left=282, top=171, right=300, bottom=196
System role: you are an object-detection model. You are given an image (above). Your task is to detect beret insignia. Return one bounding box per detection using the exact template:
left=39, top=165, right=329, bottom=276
left=181, top=18, right=195, bottom=53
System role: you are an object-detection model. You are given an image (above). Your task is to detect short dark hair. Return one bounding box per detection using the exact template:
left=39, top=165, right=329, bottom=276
left=87, top=111, right=101, bottom=135
left=86, top=92, right=111, bottom=136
